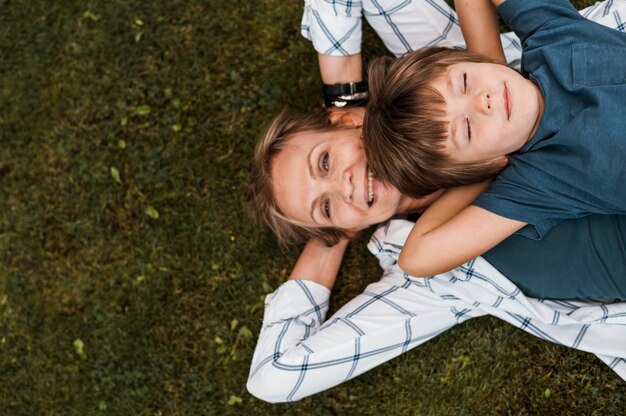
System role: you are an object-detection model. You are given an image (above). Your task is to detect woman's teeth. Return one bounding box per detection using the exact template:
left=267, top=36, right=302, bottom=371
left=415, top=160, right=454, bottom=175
left=368, top=170, right=374, bottom=206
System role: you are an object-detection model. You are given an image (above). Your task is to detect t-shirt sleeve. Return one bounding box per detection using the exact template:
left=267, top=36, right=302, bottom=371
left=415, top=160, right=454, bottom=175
left=472, top=167, right=576, bottom=240
left=497, top=0, right=583, bottom=44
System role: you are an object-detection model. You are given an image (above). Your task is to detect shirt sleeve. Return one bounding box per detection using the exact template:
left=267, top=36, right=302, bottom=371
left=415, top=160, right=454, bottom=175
left=497, top=0, right=584, bottom=43
left=472, top=170, right=570, bottom=240
left=301, top=0, right=363, bottom=56
left=246, top=276, right=468, bottom=402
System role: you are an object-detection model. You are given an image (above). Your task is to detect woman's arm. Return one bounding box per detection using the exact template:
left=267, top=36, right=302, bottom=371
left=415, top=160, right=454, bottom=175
left=398, top=182, right=526, bottom=277
left=289, top=237, right=349, bottom=289
left=317, top=54, right=363, bottom=84
left=247, top=230, right=465, bottom=403
left=318, top=54, right=368, bottom=108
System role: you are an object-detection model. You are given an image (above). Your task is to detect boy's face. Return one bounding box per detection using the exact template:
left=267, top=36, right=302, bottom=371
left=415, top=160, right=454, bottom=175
left=430, top=62, right=544, bottom=163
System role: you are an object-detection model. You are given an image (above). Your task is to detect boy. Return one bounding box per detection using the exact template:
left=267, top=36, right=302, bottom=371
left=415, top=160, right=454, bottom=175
left=363, top=0, right=626, bottom=277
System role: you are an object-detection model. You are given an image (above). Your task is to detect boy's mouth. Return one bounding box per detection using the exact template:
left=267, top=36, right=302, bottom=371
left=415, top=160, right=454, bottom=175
left=504, top=83, right=512, bottom=121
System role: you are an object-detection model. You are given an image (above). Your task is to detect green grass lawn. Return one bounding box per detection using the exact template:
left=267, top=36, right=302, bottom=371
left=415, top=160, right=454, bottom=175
left=0, top=0, right=624, bottom=414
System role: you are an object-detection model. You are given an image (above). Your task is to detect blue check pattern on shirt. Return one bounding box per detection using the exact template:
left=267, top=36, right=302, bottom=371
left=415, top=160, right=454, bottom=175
left=301, top=0, right=626, bottom=68
left=301, top=0, right=521, bottom=60
left=248, top=220, right=626, bottom=403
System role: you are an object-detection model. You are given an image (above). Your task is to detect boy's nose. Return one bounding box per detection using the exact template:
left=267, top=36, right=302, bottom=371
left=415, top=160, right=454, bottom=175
left=477, top=90, right=492, bottom=114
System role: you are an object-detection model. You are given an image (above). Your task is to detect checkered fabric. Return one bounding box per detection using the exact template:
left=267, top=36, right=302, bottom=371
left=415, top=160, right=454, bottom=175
left=248, top=220, right=626, bottom=402
left=301, top=0, right=626, bottom=69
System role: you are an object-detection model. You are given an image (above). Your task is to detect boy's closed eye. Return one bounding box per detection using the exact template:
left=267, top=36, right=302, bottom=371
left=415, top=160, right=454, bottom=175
left=463, top=73, right=472, bottom=141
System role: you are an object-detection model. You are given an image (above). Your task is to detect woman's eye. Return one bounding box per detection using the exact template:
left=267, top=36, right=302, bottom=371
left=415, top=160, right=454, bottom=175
left=320, top=152, right=330, bottom=173
left=323, top=200, right=331, bottom=219
left=466, top=118, right=472, bottom=141
left=463, top=73, right=468, bottom=94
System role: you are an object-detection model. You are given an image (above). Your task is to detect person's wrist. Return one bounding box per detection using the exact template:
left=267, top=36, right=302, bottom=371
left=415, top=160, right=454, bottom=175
left=322, top=81, right=368, bottom=108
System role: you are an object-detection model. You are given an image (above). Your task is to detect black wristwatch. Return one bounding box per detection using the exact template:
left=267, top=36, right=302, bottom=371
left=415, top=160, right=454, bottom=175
left=323, top=81, right=368, bottom=108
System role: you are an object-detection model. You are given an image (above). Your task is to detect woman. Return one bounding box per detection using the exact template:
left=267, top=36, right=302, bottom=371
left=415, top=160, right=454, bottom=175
left=247, top=0, right=626, bottom=403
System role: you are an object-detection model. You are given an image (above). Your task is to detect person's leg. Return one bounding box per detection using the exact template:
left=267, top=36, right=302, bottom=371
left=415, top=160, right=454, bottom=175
left=362, top=0, right=466, bottom=56
left=361, top=0, right=522, bottom=65
left=579, top=0, right=626, bottom=29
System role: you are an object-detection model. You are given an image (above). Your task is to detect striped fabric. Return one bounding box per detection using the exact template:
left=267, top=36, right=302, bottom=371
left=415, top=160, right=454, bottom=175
left=248, top=220, right=626, bottom=402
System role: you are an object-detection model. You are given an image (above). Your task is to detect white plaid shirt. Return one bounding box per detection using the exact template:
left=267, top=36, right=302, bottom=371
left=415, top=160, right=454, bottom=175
left=301, top=0, right=626, bottom=68
left=248, top=220, right=626, bottom=402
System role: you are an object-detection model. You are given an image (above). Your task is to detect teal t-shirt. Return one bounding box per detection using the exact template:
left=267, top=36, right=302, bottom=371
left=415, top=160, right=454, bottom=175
left=473, top=0, right=626, bottom=239
left=483, top=215, right=626, bottom=300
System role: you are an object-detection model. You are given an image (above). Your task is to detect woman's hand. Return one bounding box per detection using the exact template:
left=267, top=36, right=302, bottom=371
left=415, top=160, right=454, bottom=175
left=289, top=238, right=350, bottom=289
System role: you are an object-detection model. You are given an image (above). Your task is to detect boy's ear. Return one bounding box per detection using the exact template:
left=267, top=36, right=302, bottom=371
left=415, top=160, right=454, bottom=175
left=328, top=107, right=365, bottom=128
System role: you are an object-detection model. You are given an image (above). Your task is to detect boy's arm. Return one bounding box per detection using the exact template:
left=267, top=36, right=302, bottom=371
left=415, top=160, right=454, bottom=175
left=398, top=182, right=526, bottom=277
left=455, top=0, right=507, bottom=64
left=396, top=0, right=517, bottom=277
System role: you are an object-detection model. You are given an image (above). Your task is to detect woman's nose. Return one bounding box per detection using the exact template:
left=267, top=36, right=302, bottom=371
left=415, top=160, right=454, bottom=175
left=331, top=170, right=353, bottom=203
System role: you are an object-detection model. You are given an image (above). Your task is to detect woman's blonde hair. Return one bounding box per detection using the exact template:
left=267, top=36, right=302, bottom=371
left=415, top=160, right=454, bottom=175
left=248, top=109, right=351, bottom=247
left=364, top=47, right=506, bottom=199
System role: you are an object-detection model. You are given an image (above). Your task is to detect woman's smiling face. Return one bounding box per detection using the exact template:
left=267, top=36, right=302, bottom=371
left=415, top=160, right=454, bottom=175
left=270, top=120, right=438, bottom=232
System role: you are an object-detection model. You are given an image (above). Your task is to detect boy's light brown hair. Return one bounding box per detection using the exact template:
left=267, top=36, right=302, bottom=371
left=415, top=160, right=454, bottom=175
left=247, top=109, right=351, bottom=247
left=363, top=47, right=506, bottom=199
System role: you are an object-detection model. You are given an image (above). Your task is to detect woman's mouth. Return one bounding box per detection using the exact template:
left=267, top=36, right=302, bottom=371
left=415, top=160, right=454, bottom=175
left=367, top=168, right=376, bottom=207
